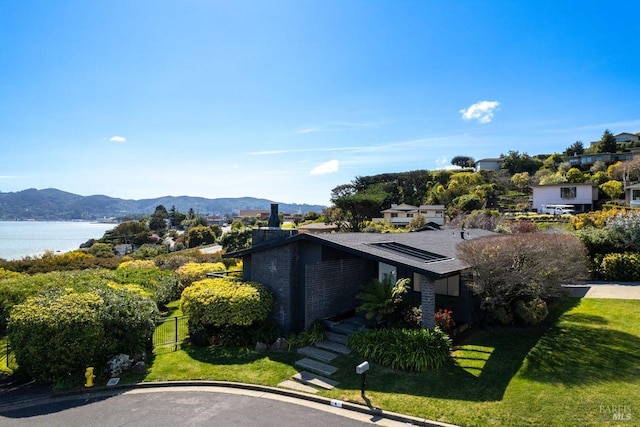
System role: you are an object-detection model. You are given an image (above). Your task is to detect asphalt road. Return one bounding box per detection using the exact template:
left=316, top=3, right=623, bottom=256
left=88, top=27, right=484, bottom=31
left=0, top=386, right=420, bottom=427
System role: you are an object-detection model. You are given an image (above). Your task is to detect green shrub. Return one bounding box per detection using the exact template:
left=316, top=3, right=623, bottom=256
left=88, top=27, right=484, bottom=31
left=514, top=298, right=549, bottom=325
left=8, top=292, right=105, bottom=386
left=600, top=253, right=640, bottom=281
left=118, top=260, right=156, bottom=269
left=180, top=278, right=273, bottom=327
left=8, top=286, right=157, bottom=387
left=347, top=327, right=452, bottom=372
left=176, top=262, right=227, bottom=292
left=109, top=268, right=180, bottom=306
left=88, top=243, right=115, bottom=258
left=287, top=321, right=326, bottom=349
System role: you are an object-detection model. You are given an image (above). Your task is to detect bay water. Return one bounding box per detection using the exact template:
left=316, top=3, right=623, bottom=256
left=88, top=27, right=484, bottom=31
left=0, top=221, right=116, bottom=261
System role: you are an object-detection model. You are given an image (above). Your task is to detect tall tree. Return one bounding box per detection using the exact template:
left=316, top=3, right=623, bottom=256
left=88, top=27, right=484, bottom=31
left=598, top=129, right=618, bottom=153
left=564, top=141, right=584, bottom=156
left=330, top=183, right=388, bottom=232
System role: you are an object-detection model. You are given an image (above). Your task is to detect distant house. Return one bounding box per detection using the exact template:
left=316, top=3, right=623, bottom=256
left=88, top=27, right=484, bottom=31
left=224, top=218, right=495, bottom=333
left=532, top=183, right=598, bottom=213
left=475, top=157, right=503, bottom=171
left=565, top=152, right=634, bottom=167
left=375, top=203, right=446, bottom=227
left=238, top=209, right=270, bottom=220
left=615, top=133, right=639, bottom=143
left=625, top=183, right=640, bottom=207
left=296, top=222, right=339, bottom=233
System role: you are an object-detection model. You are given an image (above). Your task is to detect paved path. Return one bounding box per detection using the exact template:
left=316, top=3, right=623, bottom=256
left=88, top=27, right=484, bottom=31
left=562, top=282, right=640, bottom=300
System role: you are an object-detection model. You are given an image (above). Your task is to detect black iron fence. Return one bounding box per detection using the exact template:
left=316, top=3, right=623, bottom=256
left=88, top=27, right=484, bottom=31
left=2, top=339, right=16, bottom=370
left=153, top=316, right=189, bottom=354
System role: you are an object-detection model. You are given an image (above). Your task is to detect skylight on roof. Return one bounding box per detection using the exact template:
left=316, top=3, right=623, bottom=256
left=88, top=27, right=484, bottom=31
left=370, top=242, right=451, bottom=263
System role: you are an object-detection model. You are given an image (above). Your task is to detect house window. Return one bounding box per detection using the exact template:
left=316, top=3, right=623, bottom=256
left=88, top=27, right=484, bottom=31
left=391, top=213, right=398, bottom=218
left=378, top=262, right=397, bottom=283
left=632, top=190, right=640, bottom=201
left=413, top=273, right=422, bottom=292
left=434, top=275, right=460, bottom=296
left=560, top=187, right=577, bottom=199
left=407, top=213, right=414, bottom=218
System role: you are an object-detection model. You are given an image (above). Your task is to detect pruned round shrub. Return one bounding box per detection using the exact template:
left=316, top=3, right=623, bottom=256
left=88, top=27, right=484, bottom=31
left=600, top=253, right=640, bottom=281
left=347, top=327, right=452, bottom=372
left=109, top=268, right=180, bottom=305
left=176, top=262, right=227, bottom=292
left=180, top=278, right=273, bottom=327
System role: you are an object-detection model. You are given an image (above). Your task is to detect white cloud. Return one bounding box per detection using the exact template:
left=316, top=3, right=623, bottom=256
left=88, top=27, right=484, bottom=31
left=310, top=160, right=339, bottom=175
left=109, top=136, right=126, bottom=143
left=460, top=101, right=500, bottom=124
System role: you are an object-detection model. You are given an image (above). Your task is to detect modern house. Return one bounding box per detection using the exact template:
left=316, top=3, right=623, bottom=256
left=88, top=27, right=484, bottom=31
left=224, top=206, right=495, bottom=334
left=475, top=157, right=503, bottom=171
left=375, top=203, right=446, bottom=227
left=565, top=152, right=635, bottom=167
left=531, top=183, right=598, bottom=213
left=615, top=133, right=639, bottom=143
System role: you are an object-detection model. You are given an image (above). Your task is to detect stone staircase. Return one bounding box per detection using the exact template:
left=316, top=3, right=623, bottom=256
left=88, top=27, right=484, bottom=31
left=278, top=316, right=367, bottom=394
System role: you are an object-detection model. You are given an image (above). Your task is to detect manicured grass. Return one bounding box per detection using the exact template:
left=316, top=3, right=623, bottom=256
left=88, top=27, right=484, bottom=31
left=141, top=298, right=640, bottom=426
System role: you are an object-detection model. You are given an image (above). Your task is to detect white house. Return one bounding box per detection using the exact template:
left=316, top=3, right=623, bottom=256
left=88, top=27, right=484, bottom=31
left=532, top=183, right=598, bottom=213
left=475, top=157, right=503, bottom=171
left=376, top=203, right=446, bottom=227
left=625, top=183, right=640, bottom=207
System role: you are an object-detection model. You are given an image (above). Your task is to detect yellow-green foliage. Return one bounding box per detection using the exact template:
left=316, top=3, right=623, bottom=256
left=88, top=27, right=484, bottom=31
left=180, top=278, right=273, bottom=327
left=176, top=262, right=227, bottom=291
left=569, top=208, right=628, bottom=230
left=118, top=260, right=156, bottom=269
left=8, top=292, right=105, bottom=385
left=0, top=268, right=22, bottom=281
left=600, top=253, right=640, bottom=281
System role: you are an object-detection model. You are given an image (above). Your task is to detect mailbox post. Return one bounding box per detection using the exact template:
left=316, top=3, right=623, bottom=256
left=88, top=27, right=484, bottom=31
left=356, top=361, right=369, bottom=396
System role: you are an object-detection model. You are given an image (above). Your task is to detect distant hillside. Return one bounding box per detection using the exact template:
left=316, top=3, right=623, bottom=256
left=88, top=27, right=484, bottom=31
left=0, top=188, right=326, bottom=221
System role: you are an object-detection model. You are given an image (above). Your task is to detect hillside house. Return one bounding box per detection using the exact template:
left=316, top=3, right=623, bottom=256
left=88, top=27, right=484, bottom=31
left=532, top=183, right=598, bottom=213
left=224, top=208, right=494, bottom=333
left=375, top=203, right=446, bottom=227
left=475, top=157, right=503, bottom=171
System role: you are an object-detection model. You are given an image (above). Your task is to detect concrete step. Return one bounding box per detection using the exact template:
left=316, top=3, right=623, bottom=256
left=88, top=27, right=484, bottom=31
left=325, top=331, right=348, bottom=345
left=315, top=340, right=351, bottom=355
left=324, top=320, right=362, bottom=335
left=293, top=371, right=339, bottom=390
left=295, top=358, right=338, bottom=376
left=277, top=379, right=318, bottom=394
left=297, top=346, right=338, bottom=363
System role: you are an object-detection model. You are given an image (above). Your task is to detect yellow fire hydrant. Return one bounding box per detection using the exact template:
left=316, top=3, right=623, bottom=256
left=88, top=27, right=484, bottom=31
left=85, top=367, right=95, bottom=388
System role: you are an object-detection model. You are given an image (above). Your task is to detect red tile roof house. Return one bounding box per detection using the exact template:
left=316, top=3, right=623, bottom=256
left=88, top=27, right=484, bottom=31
left=224, top=207, right=495, bottom=333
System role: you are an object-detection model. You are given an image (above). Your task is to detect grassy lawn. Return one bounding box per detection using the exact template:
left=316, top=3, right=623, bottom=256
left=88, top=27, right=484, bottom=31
left=141, top=298, right=640, bottom=426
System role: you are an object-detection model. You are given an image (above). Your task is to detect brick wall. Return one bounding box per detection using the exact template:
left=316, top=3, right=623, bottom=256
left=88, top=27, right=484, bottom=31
left=304, top=258, right=370, bottom=328
left=250, top=243, right=297, bottom=333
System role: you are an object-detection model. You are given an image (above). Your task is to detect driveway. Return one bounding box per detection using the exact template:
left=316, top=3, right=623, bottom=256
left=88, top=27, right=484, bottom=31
left=562, top=282, right=640, bottom=299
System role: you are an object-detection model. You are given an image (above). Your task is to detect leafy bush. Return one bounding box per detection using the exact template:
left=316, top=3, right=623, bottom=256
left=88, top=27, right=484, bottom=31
left=180, top=278, right=273, bottom=327
left=176, top=262, right=227, bottom=292
left=600, top=253, right=640, bottom=281
left=0, top=250, right=121, bottom=274
left=8, top=284, right=158, bottom=387
left=347, top=327, right=452, bottom=372
left=109, top=268, right=180, bottom=306
left=118, top=260, right=156, bottom=269
left=356, top=277, right=409, bottom=324
left=514, top=298, right=549, bottom=325
left=88, top=243, right=115, bottom=258
left=434, top=309, right=455, bottom=332
left=8, top=292, right=105, bottom=386
left=458, top=233, right=588, bottom=324
left=287, top=321, right=326, bottom=349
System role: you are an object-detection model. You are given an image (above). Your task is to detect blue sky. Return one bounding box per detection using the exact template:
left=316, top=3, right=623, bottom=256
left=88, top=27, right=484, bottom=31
left=1, top=1, right=639, bottom=206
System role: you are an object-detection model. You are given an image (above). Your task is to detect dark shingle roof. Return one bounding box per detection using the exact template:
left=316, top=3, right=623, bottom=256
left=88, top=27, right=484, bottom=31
left=225, top=228, right=496, bottom=277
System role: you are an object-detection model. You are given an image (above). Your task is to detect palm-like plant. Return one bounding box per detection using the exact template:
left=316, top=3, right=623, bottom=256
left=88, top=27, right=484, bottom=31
left=356, top=275, right=410, bottom=323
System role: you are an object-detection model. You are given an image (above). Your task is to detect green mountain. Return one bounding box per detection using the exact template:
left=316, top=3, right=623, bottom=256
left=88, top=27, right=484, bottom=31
left=0, top=188, right=325, bottom=221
